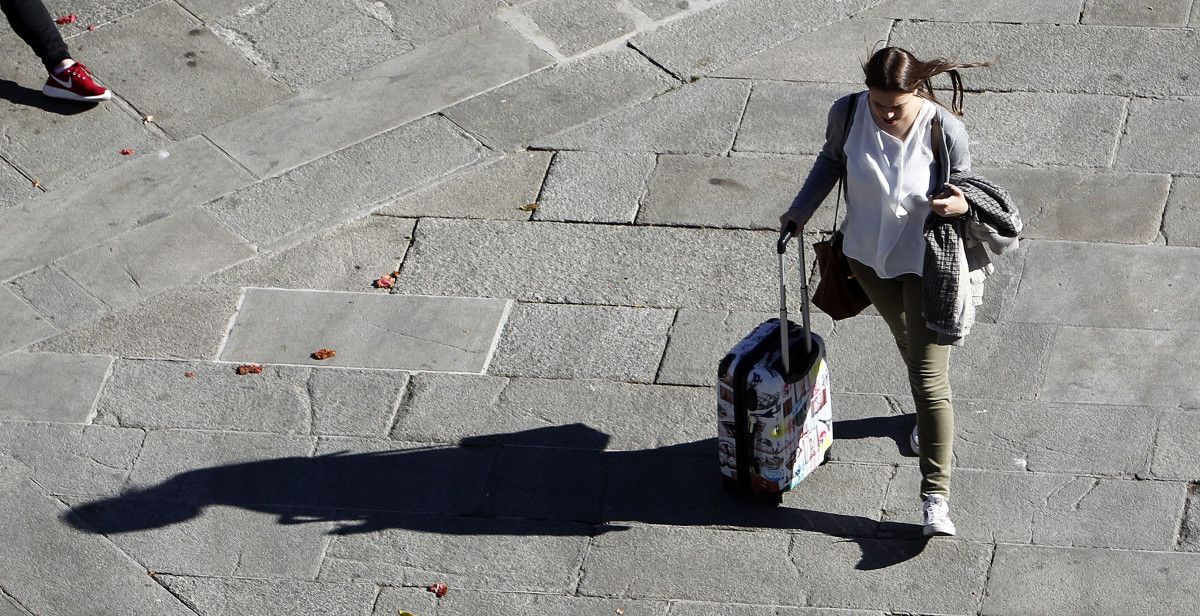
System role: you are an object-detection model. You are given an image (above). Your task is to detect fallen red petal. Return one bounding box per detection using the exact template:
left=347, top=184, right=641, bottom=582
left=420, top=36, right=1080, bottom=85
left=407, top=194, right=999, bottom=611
left=426, top=582, right=448, bottom=597
left=311, top=348, right=336, bottom=361
left=55, top=13, right=78, bottom=24
left=183, top=371, right=196, bottom=378
left=236, top=364, right=264, bottom=375
left=87, top=24, right=97, bottom=31
left=119, top=149, right=135, bottom=156
left=374, top=275, right=395, bottom=289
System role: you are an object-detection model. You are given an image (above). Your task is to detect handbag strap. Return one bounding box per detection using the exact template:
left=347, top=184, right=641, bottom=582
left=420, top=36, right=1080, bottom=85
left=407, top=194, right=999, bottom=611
left=831, top=92, right=860, bottom=236
left=931, top=113, right=949, bottom=187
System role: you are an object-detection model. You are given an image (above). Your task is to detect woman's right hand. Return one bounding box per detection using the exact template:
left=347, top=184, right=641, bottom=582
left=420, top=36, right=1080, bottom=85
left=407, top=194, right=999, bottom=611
left=778, top=208, right=807, bottom=234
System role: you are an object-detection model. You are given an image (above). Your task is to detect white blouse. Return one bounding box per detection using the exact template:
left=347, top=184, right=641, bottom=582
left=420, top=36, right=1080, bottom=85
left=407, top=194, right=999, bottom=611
left=840, top=94, right=936, bottom=278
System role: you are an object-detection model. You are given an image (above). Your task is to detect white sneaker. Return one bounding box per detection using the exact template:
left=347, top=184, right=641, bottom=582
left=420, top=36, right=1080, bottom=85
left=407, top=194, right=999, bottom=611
left=909, top=425, right=920, bottom=455
left=922, top=493, right=956, bottom=537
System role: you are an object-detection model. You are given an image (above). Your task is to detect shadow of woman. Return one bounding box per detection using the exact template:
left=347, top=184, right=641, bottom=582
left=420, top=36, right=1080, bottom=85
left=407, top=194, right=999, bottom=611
left=63, top=423, right=928, bottom=571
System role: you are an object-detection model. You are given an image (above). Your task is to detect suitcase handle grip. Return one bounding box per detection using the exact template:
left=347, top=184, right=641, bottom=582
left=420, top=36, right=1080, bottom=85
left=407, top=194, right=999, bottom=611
left=777, top=224, right=796, bottom=254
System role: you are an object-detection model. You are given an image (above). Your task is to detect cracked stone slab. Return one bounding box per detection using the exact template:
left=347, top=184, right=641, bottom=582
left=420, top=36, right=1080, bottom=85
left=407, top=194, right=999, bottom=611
left=888, top=21, right=1200, bottom=98
left=534, top=151, right=655, bottom=223
left=1150, top=410, right=1200, bottom=480
left=1083, top=0, right=1192, bottom=25
left=1164, top=176, right=1200, bottom=247
left=57, top=208, right=255, bottom=311
left=319, top=516, right=590, bottom=592
left=0, top=423, right=143, bottom=496
left=534, top=78, right=750, bottom=154
left=965, top=91, right=1126, bottom=167
left=212, top=0, right=413, bottom=91
left=69, top=2, right=293, bottom=138
left=375, top=587, right=671, bottom=616
left=206, top=115, right=483, bottom=250
left=206, top=215, right=415, bottom=293
left=953, top=398, right=1158, bottom=476
left=207, top=19, right=551, bottom=178
left=444, top=47, right=676, bottom=151
left=514, top=0, right=639, bottom=56
left=0, top=136, right=254, bottom=282
left=0, top=287, right=55, bottom=353
left=157, top=576, right=376, bottom=615
left=394, top=219, right=786, bottom=310
left=862, top=0, right=1082, bottom=23
left=32, top=285, right=242, bottom=360
left=220, top=288, right=511, bottom=372
left=1010, top=241, right=1200, bottom=330
left=733, top=82, right=857, bottom=155
left=629, top=0, right=878, bottom=79
left=983, top=544, right=1200, bottom=616
left=976, top=166, right=1170, bottom=243
left=0, top=480, right=195, bottom=616
left=488, top=302, right=674, bottom=382
left=5, top=267, right=107, bottom=330
left=390, top=373, right=712, bottom=451
left=1040, top=326, right=1200, bottom=408
left=715, top=18, right=893, bottom=83
left=0, top=353, right=112, bottom=423
left=1117, top=98, right=1200, bottom=174
left=378, top=152, right=552, bottom=219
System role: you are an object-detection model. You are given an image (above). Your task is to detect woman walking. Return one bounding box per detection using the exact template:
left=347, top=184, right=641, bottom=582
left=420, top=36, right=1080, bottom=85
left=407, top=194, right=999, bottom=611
left=2, top=0, right=112, bottom=101
left=779, top=47, right=1021, bottom=536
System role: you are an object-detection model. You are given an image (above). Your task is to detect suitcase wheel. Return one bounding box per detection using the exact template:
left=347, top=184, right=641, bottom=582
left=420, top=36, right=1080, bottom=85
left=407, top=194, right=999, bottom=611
left=821, top=446, right=833, bottom=466
left=721, top=477, right=739, bottom=492
left=761, top=491, right=783, bottom=506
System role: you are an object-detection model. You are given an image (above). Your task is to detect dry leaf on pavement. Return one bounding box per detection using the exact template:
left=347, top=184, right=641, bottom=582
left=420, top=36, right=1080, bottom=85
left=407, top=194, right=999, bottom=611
left=236, top=364, right=264, bottom=375
left=426, top=582, right=448, bottom=597
left=311, top=348, right=336, bottom=360
left=518, top=203, right=538, bottom=212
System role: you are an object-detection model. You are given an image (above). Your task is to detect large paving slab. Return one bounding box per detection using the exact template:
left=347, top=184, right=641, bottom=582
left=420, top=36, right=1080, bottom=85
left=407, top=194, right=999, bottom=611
left=374, top=0, right=515, bottom=49
left=1164, top=176, right=1200, bottom=247
left=206, top=115, right=483, bottom=250
left=206, top=215, right=415, bottom=293
left=1039, top=326, right=1200, bottom=408
left=669, top=603, right=888, bottom=616
left=444, top=47, right=677, bottom=151
left=207, top=19, right=551, bottom=177
left=219, top=288, right=511, bottom=372
left=0, top=136, right=254, bottom=282
left=391, top=373, right=712, bottom=450
left=5, top=267, right=107, bottom=330
left=0, top=353, right=112, bottom=423
left=534, top=151, right=655, bottom=223
left=862, top=0, right=1083, bottom=23
left=535, top=78, right=750, bottom=154
left=395, top=219, right=784, bottom=310
left=70, top=2, right=293, bottom=138
left=1116, top=98, right=1200, bottom=174
left=966, top=91, right=1126, bottom=167
left=714, top=18, right=894, bottom=83
left=0, top=423, right=143, bottom=496
left=982, top=544, right=1200, bottom=615
left=1009, top=241, right=1200, bottom=330
left=514, top=0, right=640, bottom=56
left=0, top=480, right=195, bottom=616
left=319, top=516, right=591, bottom=592
left=976, top=166, right=1170, bottom=243
left=888, top=21, right=1200, bottom=97
left=32, top=285, right=242, bottom=360
left=37, top=0, right=160, bottom=35
left=733, top=82, right=857, bottom=155
left=374, top=587, right=672, bottom=616
left=378, top=152, right=552, bottom=220
left=1083, top=0, right=1193, bottom=25
left=488, top=302, right=675, bottom=383
left=1149, top=409, right=1200, bottom=480
left=158, top=576, right=375, bottom=615
left=0, top=287, right=56, bottom=353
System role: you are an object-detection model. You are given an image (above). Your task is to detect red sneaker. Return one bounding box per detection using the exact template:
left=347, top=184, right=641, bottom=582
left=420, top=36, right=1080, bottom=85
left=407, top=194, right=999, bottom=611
left=42, top=62, right=112, bottom=102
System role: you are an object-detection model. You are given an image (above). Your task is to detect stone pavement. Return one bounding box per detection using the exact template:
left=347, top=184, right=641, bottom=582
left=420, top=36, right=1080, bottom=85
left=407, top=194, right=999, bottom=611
left=2, top=0, right=1200, bottom=613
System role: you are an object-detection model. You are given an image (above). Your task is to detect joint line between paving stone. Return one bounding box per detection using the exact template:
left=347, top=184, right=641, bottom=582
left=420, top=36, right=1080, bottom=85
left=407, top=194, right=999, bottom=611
left=527, top=151, right=558, bottom=222
left=977, top=542, right=1001, bottom=615
left=0, top=586, right=35, bottom=616
left=83, top=356, right=118, bottom=426
left=437, top=112, right=497, bottom=154
left=213, top=286, right=248, bottom=360
left=383, top=375, right=417, bottom=439
left=1172, top=482, right=1195, bottom=548
left=727, top=81, right=755, bottom=156
left=625, top=41, right=684, bottom=83
left=1158, top=175, right=1176, bottom=245
left=0, top=153, right=44, bottom=194
left=650, top=308, right=681, bottom=385
left=1107, top=96, right=1134, bottom=169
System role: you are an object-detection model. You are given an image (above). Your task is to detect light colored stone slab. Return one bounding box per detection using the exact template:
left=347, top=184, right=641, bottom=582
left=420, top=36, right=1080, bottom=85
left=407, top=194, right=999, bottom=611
left=716, top=18, right=893, bottom=83
left=535, top=151, right=654, bottom=223
left=379, top=152, right=552, bottom=219
left=212, top=0, right=412, bottom=90
left=516, top=0, right=638, bottom=56
left=1084, top=0, right=1192, bottom=25
left=535, top=78, right=750, bottom=153
left=395, top=219, right=784, bottom=310
left=733, top=82, right=852, bottom=155
left=0, top=481, right=195, bottom=616
left=391, top=373, right=712, bottom=450
left=1040, top=326, right=1200, bottom=408
left=1164, top=176, right=1200, bottom=247
left=58, top=209, right=254, bottom=310
left=158, top=576, right=375, bottom=615
left=0, top=137, right=254, bottom=281
left=5, top=267, right=107, bottom=330
left=488, top=303, right=674, bottom=382
left=670, top=604, right=886, bottom=616
left=69, top=2, right=292, bottom=137
left=32, top=285, right=242, bottom=360
left=0, top=353, right=112, bottom=423
left=0, top=423, right=142, bottom=496
left=977, top=166, right=1170, bottom=243
left=375, top=587, right=671, bottom=616
left=864, top=0, right=1082, bottom=22
left=320, top=517, right=590, bottom=592
left=1150, top=409, right=1200, bottom=479
left=1118, top=98, right=1200, bottom=174
left=967, top=91, right=1126, bottom=167
left=629, top=0, right=877, bottom=79
left=206, top=116, right=483, bottom=250
left=207, top=19, right=551, bottom=177
left=308, top=368, right=409, bottom=437
left=444, top=46, right=675, bottom=150
left=1010, top=242, right=1200, bottom=330
left=0, top=287, right=55, bottom=353
left=206, top=215, right=414, bottom=293
left=219, top=288, right=511, bottom=372
left=983, top=544, right=1200, bottom=616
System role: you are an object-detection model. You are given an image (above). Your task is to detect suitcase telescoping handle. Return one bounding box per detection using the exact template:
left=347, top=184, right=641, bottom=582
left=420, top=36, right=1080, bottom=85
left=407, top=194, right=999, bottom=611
left=776, top=223, right=814, bottom=375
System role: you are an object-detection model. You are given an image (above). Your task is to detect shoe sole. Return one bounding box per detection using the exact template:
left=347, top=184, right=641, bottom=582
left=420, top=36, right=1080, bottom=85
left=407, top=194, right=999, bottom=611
left=42, top=85, right=112, bottom=102
left=923, top=523, right=957, bottom=537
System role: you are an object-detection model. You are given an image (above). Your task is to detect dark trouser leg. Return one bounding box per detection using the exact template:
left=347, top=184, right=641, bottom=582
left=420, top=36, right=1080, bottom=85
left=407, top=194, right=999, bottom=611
left=1, top=0, right=71, bottom=72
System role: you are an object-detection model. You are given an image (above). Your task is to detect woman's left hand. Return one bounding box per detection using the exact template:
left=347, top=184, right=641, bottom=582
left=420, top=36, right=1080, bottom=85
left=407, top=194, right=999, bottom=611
left=930, top=183, right=969, bottom=217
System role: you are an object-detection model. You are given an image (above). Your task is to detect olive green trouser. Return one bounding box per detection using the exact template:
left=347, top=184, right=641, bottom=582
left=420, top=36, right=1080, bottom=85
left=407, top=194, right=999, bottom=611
left=846, top=257, right=954, bottom=496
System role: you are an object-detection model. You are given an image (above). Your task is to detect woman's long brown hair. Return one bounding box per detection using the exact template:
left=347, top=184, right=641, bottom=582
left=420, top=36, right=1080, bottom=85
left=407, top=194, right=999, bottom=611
left=863, top=47, right=992, bottom=116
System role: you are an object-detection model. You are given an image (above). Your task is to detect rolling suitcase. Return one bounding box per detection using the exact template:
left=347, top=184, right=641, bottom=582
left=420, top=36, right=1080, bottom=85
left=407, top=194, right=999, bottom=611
left=716, top=225, right=833, bottom=505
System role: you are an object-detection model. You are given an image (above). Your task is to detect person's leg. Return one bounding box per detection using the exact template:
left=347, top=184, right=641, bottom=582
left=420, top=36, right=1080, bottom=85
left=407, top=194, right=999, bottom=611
left=0, top=0, right=71, bottom=72
left=899, top=276, right=954, bottom=497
